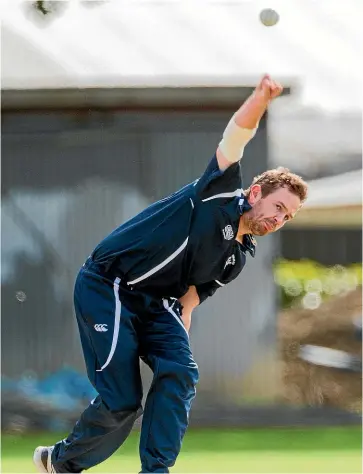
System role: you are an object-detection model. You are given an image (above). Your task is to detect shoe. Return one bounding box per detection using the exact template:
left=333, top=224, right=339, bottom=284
left=33, top=446, right=57, bottom=473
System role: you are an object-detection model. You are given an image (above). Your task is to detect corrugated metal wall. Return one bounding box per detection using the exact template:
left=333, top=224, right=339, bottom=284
left=1, top=109, right=279, bottom=407
left=280, top=228, right=362, bottom=265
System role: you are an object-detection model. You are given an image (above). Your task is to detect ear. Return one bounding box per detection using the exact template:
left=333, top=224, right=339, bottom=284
left=248, top=184, right=262, bottom=205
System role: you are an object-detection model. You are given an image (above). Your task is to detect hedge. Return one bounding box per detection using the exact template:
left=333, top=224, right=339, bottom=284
left=273, top=259, right=362, bottom=309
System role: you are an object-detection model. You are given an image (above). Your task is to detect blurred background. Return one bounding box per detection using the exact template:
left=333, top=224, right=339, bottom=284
left=1, top=0, right=362, bottom=472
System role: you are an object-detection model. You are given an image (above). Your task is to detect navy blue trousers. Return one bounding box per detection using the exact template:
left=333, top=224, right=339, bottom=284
left=52, top=264, right=199, bottom=473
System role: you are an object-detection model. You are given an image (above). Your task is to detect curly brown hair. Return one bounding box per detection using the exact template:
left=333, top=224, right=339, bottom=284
left=244, top=167, right=308, bottom=203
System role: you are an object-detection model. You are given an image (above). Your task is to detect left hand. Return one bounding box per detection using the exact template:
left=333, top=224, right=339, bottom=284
left=178, top=286, right=200, bottom=333
left=181, top=311, right=192, bottom=333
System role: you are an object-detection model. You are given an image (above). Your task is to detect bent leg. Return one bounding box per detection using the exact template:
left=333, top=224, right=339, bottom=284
left=52, top=271, right=143, bottom=473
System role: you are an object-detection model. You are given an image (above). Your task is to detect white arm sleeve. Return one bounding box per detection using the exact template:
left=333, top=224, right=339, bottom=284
left=218, top=114, right=258, bottom=163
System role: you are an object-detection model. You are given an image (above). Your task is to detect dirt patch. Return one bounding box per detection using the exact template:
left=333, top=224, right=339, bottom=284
left=278, top=287, right=362, bottom=413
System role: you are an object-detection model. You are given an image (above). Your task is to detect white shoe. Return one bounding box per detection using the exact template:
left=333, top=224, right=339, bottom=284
left=33, top=446, right=57, bottom=473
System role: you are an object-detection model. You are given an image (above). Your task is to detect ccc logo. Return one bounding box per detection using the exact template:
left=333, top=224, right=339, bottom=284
left=94, top=324, right=108, bottom=332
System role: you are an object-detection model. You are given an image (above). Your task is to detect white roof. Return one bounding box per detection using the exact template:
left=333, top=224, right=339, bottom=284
left=268, top=108, right=362, bottom=171
left=305, top=169, right=362, bottom=208
left=1, top=0, right=362, bottom=112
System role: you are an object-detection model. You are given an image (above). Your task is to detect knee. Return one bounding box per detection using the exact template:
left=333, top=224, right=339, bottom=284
left=91, top=396, right=143, bottom=426
left=185, top=362, right=199, bottom=387
left=158, top=359, right=199, bottom=397
left=109, top=406, right=144, bottom=425
left=97, top=380, right=143, bottom=414
left=184, top=363, right=199, bottom=400
left=106, top=400, right=143, bottom=419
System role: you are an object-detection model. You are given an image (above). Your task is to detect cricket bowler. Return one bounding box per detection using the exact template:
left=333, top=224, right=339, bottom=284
left=34, top=75, right=308, bottom=473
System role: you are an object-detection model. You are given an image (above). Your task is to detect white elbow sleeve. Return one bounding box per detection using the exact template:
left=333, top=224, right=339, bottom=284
left=218, top=114, right=258, bottom=163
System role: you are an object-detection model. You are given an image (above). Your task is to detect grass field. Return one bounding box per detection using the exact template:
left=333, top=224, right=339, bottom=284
left=2, top=427, right=362, bottom=473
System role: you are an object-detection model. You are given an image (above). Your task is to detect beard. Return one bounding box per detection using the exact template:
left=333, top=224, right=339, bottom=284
left=244, top=206, right=275, bottom=236
left=248, top=218, right=269, bottom=236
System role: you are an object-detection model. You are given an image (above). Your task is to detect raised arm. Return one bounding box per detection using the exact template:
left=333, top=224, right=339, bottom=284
left=216, top=75, right=283, bottom=172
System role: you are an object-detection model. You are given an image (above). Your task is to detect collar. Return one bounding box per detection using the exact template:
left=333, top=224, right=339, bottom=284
left=237, top=194, right=256, bottom=257
left=238, top=194, right=252, bottom=215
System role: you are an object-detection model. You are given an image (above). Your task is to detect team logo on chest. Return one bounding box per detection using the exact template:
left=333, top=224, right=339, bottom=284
left=222, top=224, right=234, bottom=240
left=224, top=254, right=236, bottom=269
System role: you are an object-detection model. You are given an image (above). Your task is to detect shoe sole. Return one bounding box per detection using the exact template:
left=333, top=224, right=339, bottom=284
left=33, top=446, right=48, bottom=473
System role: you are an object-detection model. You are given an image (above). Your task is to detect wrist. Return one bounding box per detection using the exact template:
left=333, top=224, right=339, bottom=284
left=251, top=90, right=271, bottom=108
left=234, top=93, right=268, bottom=130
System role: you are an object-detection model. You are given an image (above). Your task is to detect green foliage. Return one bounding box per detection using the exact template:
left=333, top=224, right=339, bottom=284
left=273, top=259, right=362, bottom=309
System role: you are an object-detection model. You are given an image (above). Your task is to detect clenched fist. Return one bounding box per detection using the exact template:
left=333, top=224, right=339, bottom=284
left=255, top=74, right=283, bottom=102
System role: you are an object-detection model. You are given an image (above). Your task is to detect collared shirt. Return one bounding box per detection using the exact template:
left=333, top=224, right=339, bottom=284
left=92, top=154, right=256, bottom=303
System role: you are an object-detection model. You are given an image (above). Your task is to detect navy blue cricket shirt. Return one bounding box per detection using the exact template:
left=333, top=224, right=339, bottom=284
left=92, top=154, right=256, bottom=304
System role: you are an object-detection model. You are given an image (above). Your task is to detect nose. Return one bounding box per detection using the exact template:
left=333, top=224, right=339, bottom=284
left=275, top=216, right=285, bottom=226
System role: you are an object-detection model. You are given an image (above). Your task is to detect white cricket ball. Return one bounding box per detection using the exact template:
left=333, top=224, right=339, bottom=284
left=259, top=8, right=279, bottom=27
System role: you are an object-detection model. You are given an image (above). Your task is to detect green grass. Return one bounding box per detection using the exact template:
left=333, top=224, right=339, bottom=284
left=2, top=427, right=362, bottom=473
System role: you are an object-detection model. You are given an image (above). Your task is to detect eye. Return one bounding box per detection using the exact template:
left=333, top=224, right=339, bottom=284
left=284, top=215, right=289, bottom=221
left=276, top=204, right=282, bottom=211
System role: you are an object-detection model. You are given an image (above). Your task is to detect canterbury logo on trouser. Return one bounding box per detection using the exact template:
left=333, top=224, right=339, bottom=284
left=94, top=324, right=108, bottom=332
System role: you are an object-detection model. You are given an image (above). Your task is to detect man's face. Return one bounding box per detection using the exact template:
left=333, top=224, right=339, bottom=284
left=244, top=185, right=301, bottom=236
